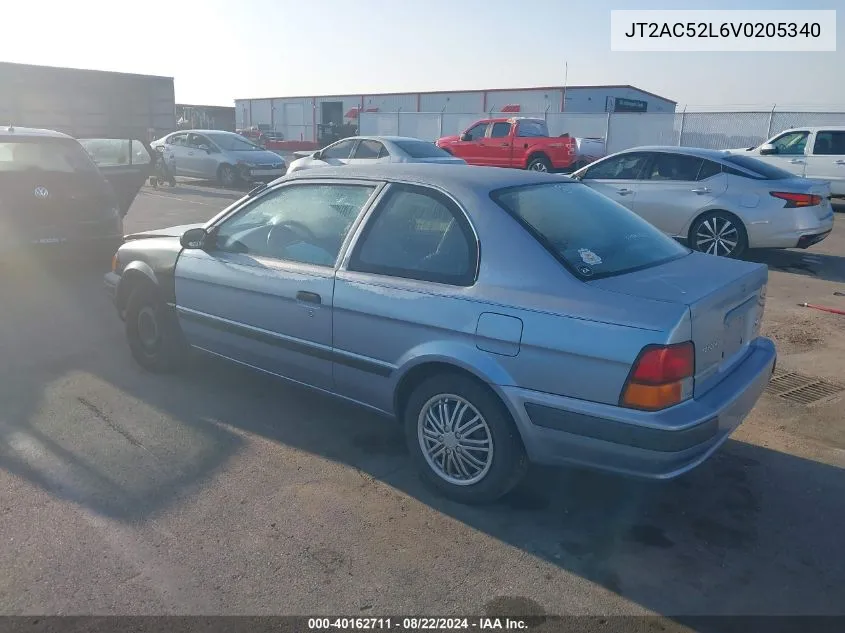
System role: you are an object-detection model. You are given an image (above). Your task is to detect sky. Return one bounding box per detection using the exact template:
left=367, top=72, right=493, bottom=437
left=0, top=0, right=842, bottom=109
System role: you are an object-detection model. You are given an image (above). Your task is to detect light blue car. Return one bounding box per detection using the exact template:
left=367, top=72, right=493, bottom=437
left=104, top=164, right=776, bottom=504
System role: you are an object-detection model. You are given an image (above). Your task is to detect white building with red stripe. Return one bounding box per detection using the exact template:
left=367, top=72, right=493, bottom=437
left=234, top=84, right=675, bottom=150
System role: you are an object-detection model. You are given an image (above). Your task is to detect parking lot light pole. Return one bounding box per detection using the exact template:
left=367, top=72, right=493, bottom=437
left=766, top=104, right=777, bottom=139
left=439, top=105, right=447, bottom=138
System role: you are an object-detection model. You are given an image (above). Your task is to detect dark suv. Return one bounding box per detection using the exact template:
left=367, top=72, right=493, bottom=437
left=0, top=126, right=152, bottom=262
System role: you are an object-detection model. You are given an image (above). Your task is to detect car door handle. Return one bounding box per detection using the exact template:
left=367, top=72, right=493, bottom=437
left=835, top=159, right=845, bottom=165
left=616, top=188, right=634, bottom=195
left=500, top=143, right=509, bottom=147
left=296, top=291, right=321, bottom=305
left=691, top=187, right=711, bottom=194
left=789, top=158, right=805, bottom=164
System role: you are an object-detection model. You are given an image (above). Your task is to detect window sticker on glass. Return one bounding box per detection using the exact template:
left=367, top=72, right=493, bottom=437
left=578, top=248, right=603, bottom=265
left=577, top=265, right=593, bottom=277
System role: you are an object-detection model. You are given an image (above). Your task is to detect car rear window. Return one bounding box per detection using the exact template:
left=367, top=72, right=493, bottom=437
left=0, top=138, right=98, bottom=174
left=721, top=155, right=795, bottom=180
left=392, top=140, right=454, bottom=158
left=491, top=182, right=690, bottom=280
left=516, top=120, right=549, bottom=137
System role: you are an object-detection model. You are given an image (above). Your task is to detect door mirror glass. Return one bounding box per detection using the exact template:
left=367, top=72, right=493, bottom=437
left=759, top=143, right=778, bottom=156
left=198, top=144, right=211, bottom=153
left=312, top=150, right=322, bottom=160
left=460, top=132, right=471, bottom=142
left=181, top=227, right=208, bottom=250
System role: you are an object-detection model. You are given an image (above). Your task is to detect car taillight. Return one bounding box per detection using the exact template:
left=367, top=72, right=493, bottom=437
left=770, top=191, right=821, bottom=208
left=620, top=342, right=695, bottom=411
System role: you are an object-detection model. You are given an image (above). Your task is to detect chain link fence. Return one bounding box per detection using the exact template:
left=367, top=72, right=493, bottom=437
left=360, top=110, right=845, bottom=153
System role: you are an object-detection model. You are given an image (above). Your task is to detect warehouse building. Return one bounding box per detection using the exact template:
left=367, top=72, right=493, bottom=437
left=0, top=62, right=175, bottom=140
left=234, top=84, right=675, bottom=149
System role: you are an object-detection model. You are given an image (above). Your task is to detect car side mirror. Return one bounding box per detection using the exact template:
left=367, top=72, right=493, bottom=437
left=313, top=150, right=323, bottom=160
left=180, top=227, right=209, bottom=250
left=198, top=144, right=211, bottom=153
left=759, top=143, right=778, bottom=155
left=460, top=133, right=471, bottom=142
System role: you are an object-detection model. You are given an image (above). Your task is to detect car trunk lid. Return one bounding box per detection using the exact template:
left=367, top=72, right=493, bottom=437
left=588, top=252, right=768, bottom=397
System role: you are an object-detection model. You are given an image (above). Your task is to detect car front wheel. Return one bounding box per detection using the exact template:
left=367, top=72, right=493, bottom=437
left=404, top=373, right=528, bottom=504
left=217, top=164, right=237, bottom=187
left=125, top=283, right=186, bottom=373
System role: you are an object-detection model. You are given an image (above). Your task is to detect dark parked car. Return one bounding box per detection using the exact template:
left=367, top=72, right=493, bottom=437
left=0, top=126, right=152, bottom=262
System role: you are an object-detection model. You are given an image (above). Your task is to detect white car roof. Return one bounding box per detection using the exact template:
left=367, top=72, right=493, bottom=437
left=0, top=126, right=74, bottom=140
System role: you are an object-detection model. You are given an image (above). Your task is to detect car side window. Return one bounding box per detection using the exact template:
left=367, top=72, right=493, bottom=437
left=645, top=153, right=703, bottom=181
left=322, top=139, right=356, bottom=159
left=211, top=184, right=376, bottom=267
left=490, top=123, right=511, bottom=138
left=583, top=153, right=650, bottom=180
left=813, top=131, right=845, bottom=155
left=168, top=133, right=188, bottom=146
left=770, top=131, right=808, bottom=155
left=131, top=140, right=152, bottom=165
left=465, top=123, right=489, bottom=141
left=187, top=133, right=210, bottom=149
left=696, top=159, right=722, bottom=180
left=79, top=139, right=131, bottom=166
left=353, top=140, right=386, bottom=159
left=348, top=185, right=477, bottom=286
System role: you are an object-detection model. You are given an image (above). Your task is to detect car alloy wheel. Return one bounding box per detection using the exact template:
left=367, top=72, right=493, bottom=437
left=528, top=159, right=549, bottom=172
left=695, top=215, right=740, bottom=256
left=417, top=394, right=494, bottom=486
left=219, top=164, right=236, bottom=187
left=136, top=305, right=161, bottom=355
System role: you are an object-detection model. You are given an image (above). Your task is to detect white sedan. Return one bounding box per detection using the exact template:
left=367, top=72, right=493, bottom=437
left=286, top=136, right=466, bottom=174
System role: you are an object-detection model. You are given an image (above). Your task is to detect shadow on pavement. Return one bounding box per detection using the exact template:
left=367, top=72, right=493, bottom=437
left=1, top=263, right=843, bottom=622
left=746, top=248, right=845, bottom=283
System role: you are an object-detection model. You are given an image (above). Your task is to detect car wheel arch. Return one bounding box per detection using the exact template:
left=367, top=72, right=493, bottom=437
left=525, top=151, right=551, bottom=169
left=116, top=263, right=159, bottom=313
left=391, top=351, right=516, bottom=421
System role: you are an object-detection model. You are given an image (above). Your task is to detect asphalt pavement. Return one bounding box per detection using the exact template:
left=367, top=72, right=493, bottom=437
left=0, top=183, right=843, bottom=624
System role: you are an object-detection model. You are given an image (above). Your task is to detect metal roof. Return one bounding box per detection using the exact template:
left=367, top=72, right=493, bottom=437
left=238, top=84, right=677, bottom=105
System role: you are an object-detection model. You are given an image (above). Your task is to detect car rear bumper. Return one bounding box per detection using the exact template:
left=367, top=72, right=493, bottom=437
left=500, top=337, right=776, bottom=479
left=747, top=206, right=834, bottom=249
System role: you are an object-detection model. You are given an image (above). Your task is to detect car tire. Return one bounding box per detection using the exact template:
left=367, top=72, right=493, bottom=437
left=403, top=373, right=528, bottom=504
left=217, top=164, right=237, bottom=188
left=125, top=283, right=186, bottom=373
left=689, top=211, right=748, bottom=258
left=526, top=155, right=552, bottom=172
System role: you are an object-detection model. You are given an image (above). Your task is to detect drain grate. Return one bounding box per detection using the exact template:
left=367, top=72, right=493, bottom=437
left=765, top=369, right=844, bottom=406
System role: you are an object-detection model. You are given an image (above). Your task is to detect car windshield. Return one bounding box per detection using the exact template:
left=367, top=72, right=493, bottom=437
left=392, top=140, right=454, bottom=158
left=722, top=154, right=795, bottom=180
left=206, top=133, right=262, bottom=151
left=491, top=182, right=690, bottom=279
left=0, top=138, right=99, bottom=174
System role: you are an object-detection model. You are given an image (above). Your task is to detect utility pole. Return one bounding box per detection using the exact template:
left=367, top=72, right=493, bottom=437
left=562, top=62, right=568, bottom=112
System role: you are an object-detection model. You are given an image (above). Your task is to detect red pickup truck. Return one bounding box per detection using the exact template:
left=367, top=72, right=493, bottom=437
left=436, top=117, right=581, bottom=172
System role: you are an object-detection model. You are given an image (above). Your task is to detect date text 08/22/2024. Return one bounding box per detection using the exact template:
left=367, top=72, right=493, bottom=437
left=307, top=618, right=529, bottom=631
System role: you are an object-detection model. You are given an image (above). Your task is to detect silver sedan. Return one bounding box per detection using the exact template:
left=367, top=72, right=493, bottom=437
left=151, top=130, right=286, bottom=187
left=286, top=136, right=466, bottom=174
left=572, top=146, right=834, bottom=257
left=105, top=164, right=775, bottom=504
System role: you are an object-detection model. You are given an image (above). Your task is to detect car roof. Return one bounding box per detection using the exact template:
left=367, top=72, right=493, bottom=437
left=331, top=136, right=433, bottom=143
left=779, top=126, right=845, bottom=133
left=0, top=126, right=74, bottom=140
left=622, top=146, right=734, bottom=159
left=285, top=163, right=571, bottom=190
